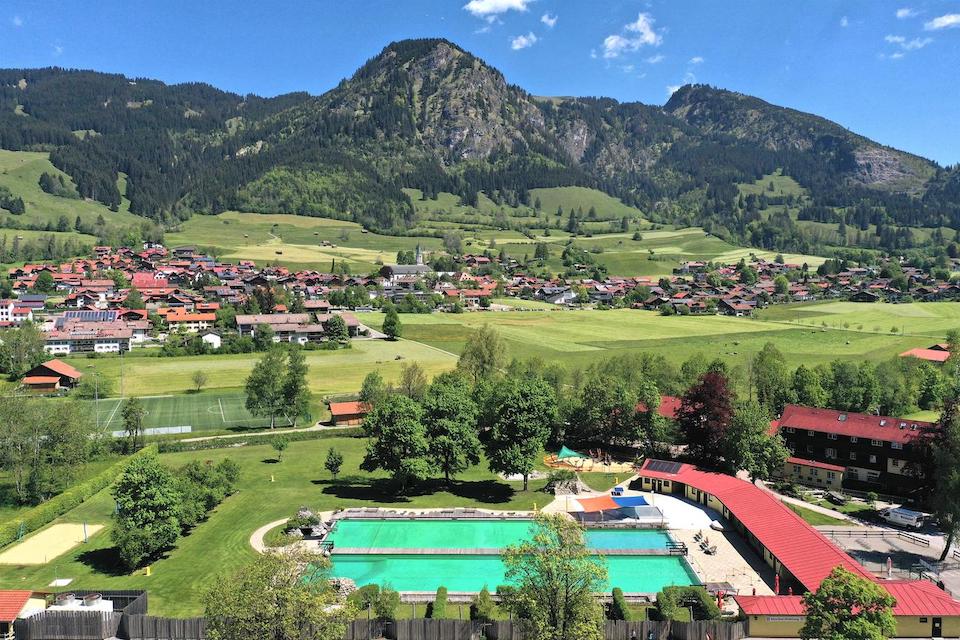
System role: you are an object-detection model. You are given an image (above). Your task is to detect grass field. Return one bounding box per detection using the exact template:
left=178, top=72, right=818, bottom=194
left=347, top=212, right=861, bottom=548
left=0, top=436, right=609, bottom=615
left=359, top=306, right=928, bottom=374
left=64, top=340, right=458, bottom=404
left=90, top=391, right=289, bottom=434
left=758, top=300, right=960, bottom=339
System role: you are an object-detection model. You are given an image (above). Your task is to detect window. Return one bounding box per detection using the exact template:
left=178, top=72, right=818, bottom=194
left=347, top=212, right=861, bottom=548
left=869, top=455, right=878, bottom=464
left=807, top=430, right=815, bottom=437
left=867, top=471, right=881, bottom=481
left=806, top=445, right=814, bottom=454
left=827, top=433, right=838, bottom=440
left=892, top=459, right=901, bottom=467
left=850, top=436, right=858, bottom=443
left=793, top=465, right=801, bottom=473
left=826, top=448, right=837, bottom=459
left=783, top=427, right=796, bottom=434
left=891, top=442, right=903, bottom=450
left=849, top=452, right=857, bottom=460
left=827, top=471, right=836, bottom=479
left=871, top=439, right=883, bottom=447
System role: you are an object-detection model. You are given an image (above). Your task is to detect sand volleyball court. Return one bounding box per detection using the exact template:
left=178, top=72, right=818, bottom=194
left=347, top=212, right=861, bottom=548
left=0, top=523, right=103, bottom=565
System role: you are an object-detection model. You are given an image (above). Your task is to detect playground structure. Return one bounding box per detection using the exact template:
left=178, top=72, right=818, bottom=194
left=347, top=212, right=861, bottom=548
left=544, top=445, right=637, bottom=474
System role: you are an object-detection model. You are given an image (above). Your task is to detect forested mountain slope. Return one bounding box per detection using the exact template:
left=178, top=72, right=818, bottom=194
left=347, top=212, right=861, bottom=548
left=1, top=38, right=957, bottom=254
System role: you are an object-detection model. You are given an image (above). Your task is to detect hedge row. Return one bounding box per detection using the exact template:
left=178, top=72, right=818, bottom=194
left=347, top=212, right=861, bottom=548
left=0, top=444, right=159, bottom=550
left=655, top=586, right=721, bottom=621
left=155, top=427, right=364, bottom=453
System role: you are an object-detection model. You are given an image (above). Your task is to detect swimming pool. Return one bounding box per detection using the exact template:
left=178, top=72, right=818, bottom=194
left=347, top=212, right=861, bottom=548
left=327, top=519, right=673, bottom=551
left=326, top=518, right=699, bottom=593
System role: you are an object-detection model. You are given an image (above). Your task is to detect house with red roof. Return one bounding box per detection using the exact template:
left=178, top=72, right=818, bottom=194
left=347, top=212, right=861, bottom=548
left=0, top=590, right=44, bottom=638
left=775, top=404, right=934, bottom=494
left=779, top=456, right=845, bottom=490
left=328, top=401, right=371, bottom=426
left=22, top=359, right=83, bottom=390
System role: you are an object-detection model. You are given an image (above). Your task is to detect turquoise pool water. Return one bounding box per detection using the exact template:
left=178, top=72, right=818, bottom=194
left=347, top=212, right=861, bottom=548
left=331, top=553, right=698, bottom=593
left=327, top=519, right=672, bottom=550
left=326, top=519, right=698, bottom=593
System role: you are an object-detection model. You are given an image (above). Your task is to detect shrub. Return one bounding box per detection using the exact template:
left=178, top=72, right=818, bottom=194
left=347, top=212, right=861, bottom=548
left=470, top=586, right=496, bottom=622
left=656, top=586, right=720, bottom=621
left=608, top=587, right=632, bottom=621
left=348, top=584, right=400, bottom=619
left=154, top=427, right=363, bottom=452
left=426, top=586, right=448, bottom=619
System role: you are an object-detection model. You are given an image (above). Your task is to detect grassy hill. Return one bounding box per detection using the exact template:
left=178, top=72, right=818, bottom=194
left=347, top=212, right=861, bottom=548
left=0, top=149, right=141, bottom=228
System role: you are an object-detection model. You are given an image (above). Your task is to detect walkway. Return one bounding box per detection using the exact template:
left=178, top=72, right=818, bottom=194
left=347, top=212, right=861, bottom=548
left=249, top=518, right=289, bottom=553
left=181, top=423, right=354, bottom=443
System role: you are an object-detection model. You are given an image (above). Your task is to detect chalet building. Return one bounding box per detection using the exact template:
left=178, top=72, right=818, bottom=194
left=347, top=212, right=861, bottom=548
left=774, top=405, right=934, bottom=494
left=235, top=313, right=312, bottom=337
left=0, top=300, right=33, bottom=326
left=22, top=359, right=83, bottom=390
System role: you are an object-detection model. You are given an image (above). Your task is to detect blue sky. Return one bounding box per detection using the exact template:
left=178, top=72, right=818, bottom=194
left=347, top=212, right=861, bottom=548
left=1, top=0, right=958, bottom=165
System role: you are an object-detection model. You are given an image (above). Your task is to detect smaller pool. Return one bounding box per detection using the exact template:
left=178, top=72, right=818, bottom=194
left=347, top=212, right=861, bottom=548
left=328, top=519, right=672, bottom=551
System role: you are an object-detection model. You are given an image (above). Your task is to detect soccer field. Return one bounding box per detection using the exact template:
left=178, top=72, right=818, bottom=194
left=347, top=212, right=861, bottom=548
left=91, top=392, right=293, bottom=435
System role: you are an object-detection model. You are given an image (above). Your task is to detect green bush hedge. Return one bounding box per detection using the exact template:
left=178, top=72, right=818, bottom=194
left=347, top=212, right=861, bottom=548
left=608, top=587, right=632, bottom=621
left=655, top=585, right=721, bottom=621
left=0, top=445, right=158, bottom=550
left=426, top=586, right=448, bottom=619
left=155, top=427, right=363, bottom=453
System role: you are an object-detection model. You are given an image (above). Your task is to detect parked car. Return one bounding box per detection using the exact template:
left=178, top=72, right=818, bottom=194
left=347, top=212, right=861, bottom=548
left=879, top=507, right=925, bottom=529
left=826, top=491, right=848, bottom=505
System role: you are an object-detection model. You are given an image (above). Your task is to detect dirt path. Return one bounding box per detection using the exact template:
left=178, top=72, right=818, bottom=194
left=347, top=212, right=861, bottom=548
left=180, top=423, right=356, bottom=443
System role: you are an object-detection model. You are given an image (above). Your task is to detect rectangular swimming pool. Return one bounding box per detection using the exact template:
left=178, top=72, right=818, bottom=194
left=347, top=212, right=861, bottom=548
left=331, top=553, right=698, bottom=593
left=327, top=519, right=673, bottom=551
left=326, top=519, right=699, bottom=593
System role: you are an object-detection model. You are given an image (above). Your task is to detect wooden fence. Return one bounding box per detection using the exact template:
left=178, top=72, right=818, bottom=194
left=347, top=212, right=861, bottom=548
left=13, top=611, right=121, bottom=640
left=13, top=613, right=747, bottom=640
left=124, top=616, right=206, bottom=640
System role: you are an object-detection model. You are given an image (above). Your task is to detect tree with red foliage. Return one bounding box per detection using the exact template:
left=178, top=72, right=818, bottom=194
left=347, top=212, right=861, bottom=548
left=677, top=371, right=735, bottom=463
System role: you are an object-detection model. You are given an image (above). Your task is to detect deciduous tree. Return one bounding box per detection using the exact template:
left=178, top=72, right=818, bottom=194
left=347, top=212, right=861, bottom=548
left=360, top=395, right=432, bottom=492
left=205, top=550, right=354, bottom=640
left=723, top=400, right=788, bottom=482
left=483, top=375, right=556, bottom=490
left=800, top=567, right=895, bottom=640
left=457, top=324, right=507, bottom=384
left=422, top=372, right=481, bottom=483
left=112, top=452, right=183, bottom=568
left=500, top=513, right=607, bottom=640
left=677, top=371, right=734, bottom=463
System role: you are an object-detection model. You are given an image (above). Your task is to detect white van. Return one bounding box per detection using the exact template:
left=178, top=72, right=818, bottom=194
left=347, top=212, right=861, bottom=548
left=879, top=507, right=925, bottom=529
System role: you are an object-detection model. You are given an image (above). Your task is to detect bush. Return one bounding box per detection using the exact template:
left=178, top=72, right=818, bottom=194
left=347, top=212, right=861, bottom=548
left=426, top=586, right=448, bottom=619
left=656, top=586, right=720, bottom=621
left=608, top=587, right=632, bottom=621
left=348, top=584, right=399, bottom=619
left=470, top=586, right=496, bottom=622
left=0, top=445, right=157, bottom=550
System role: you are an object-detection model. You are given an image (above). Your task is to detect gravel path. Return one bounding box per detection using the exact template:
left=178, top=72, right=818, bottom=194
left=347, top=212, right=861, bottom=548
left=249, top=518, right=289, bottom=552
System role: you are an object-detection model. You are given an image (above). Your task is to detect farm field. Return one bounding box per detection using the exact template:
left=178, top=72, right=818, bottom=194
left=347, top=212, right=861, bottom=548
left=359, top=306, right=928, bottom=373
left=757, top=300, right=960, bottom=339
left=62, top=339, right=458, bottom=401
left=0, top=436, right=611, bottom=616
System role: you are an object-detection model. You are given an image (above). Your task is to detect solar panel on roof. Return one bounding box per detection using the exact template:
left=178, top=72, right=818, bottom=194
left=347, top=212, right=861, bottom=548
left=646, top=460, right=682, bottom=474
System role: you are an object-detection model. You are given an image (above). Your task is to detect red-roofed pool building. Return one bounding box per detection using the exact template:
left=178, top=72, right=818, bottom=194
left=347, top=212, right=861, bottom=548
left=637, top=459, right=960, bottom=637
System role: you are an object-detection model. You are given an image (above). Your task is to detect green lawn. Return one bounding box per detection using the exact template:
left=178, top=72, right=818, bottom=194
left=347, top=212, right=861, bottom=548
left=0, top=437, right=567, bottom=616
left=89, top=391, right=291, bottom=434
left=360, top=307, right=922, bottom=373
left=757, top=301, right=960, bottom=340
left=785, top=502, right=854, bottom=527
left=63, top=340, right=458, bottom=400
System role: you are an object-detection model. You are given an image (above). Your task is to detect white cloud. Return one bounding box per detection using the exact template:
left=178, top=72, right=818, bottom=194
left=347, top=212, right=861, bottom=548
left=510, top=32, right=538, bottom=50
left=12, top=15, right=23, bottom=27
left=840, top=16, right=849, bottom=27
left=896, top=7, right=918, bottom=19
left=689, top=56, right=704, bottom=64
left=621, top=64, right=635, bottom=74
left=666, top=85, right=682, bottom=97
left=52, top=44, right=63, bottom=56
left=541, top=12, right=557, bottom=28
left=890, top=51, right=905, bottom=59
left=463, top=0, right=530, bottom=18
left=886, top=34, right=933, bottom=50
left=645, top=54, right=665, bottom=64
left=925, top=14, right=960, bottom=30
left=601, top=12, right=663, bottom=59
